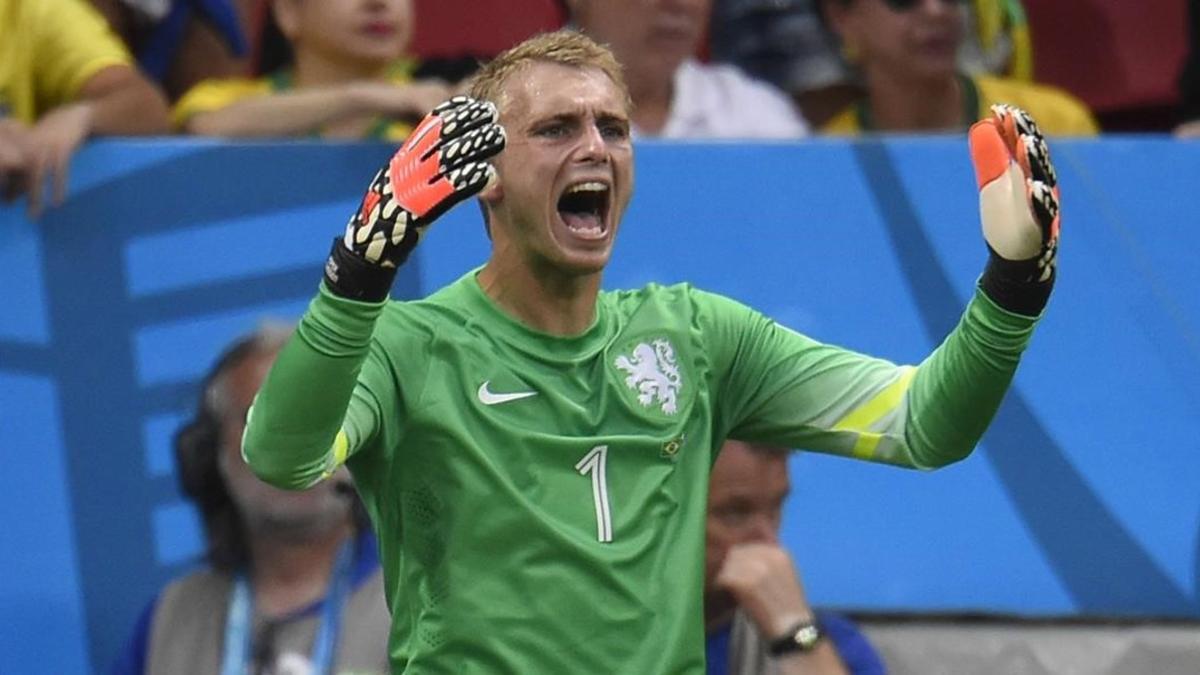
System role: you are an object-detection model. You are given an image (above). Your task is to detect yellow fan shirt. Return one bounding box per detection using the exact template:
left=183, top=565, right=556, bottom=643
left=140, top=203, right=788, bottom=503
left=173, top=62, right=419, bottom=141
left=822, top=74, right=1099, bottom=136
left=0, top=0, right=133, bottom=122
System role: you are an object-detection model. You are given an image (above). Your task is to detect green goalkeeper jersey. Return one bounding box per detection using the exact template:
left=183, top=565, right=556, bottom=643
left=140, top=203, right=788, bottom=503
left=244, top=269, right=1040, bottom=673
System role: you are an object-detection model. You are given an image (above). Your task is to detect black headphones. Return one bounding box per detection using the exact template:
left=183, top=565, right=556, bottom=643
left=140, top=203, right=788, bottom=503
left=174, top=335, right=265, bottom=511
left=171, top=328, right=370, bottom=572
left=175, top=392, right=225, bottom=507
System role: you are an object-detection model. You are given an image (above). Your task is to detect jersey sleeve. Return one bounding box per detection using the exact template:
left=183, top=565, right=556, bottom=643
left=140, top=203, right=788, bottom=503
left=242, top=283, right=404, bottom=488
left=705, top=286, right=1041, bottom=468
left=33, top=0, right=133, bottom=109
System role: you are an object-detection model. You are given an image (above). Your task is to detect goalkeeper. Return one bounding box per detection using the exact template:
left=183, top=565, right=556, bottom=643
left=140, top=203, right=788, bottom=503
left=243, top=29, right=1061, bottom=674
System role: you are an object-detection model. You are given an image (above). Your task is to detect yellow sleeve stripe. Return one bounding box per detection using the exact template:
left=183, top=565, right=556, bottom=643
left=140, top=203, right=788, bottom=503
left=320, top=430, right=351, bottom=480
left=833, top=366, right=917, bottom=459
left=333, top=430, right=350, bottom=465
left=849, top=432, right=883, bottom=460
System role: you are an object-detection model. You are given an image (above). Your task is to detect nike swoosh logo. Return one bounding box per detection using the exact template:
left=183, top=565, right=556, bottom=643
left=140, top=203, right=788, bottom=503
left=477, top=381, right=538, bottom=405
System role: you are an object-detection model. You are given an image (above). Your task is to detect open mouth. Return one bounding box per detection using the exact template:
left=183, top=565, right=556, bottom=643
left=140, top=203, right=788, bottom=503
left=556, top=181, right=611, bottom=239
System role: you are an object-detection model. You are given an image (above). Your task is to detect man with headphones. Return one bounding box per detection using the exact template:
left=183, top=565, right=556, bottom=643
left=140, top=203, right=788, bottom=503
left=111, top=324, right=391, bottom=675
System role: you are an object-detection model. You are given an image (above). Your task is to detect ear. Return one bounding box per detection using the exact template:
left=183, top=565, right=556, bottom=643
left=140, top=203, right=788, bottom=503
left=479, top=169, right=503, bottom=205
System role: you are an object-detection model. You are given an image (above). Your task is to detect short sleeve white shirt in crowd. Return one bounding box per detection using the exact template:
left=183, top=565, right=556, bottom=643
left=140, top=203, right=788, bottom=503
left=647, top=59, right=811, bottom=140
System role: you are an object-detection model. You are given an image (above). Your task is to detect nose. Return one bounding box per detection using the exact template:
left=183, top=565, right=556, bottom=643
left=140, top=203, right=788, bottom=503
left=575, top=122, right=608, bottom=164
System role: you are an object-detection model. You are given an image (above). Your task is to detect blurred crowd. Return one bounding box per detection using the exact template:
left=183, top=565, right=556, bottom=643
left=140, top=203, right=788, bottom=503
left=3, top=0, right=1199, bottom=216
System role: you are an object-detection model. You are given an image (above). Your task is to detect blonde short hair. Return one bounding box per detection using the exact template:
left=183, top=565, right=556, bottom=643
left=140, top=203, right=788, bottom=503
left=468, top=29, right=631, bottom=113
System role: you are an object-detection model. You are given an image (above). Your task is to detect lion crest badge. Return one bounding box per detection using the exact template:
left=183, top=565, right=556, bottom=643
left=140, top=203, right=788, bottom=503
left=613, top=338, right=683, bottom=415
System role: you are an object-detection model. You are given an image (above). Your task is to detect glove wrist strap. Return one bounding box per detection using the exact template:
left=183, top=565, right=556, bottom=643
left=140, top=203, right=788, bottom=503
left=980, top=255, right=1054, bottom=316
left=323, top=238, right=398, bottom=303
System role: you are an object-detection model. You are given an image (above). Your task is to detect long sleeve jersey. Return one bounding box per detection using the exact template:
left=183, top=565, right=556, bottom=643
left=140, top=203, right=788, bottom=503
left=244, top=270, right=1040, bottom=673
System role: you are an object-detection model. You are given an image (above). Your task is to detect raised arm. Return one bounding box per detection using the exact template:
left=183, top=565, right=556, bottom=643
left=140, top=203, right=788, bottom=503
left=242, top=97, right=505, bottom=488
left=722, top=105, right=1061, bottom=468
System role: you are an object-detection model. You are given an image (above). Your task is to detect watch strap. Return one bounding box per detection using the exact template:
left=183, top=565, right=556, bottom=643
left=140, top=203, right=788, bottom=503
left=767, top=619, right=824, bottom=656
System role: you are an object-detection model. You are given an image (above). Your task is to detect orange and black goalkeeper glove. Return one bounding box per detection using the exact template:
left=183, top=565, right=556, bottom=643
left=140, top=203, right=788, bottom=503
left=324, top=96, right=505, bottom=301
left=968, top=104, right=1060, bottom=316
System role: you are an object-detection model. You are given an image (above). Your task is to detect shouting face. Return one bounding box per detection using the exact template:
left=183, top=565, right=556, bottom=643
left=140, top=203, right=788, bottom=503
left=482, top=61, right=634, bottom=278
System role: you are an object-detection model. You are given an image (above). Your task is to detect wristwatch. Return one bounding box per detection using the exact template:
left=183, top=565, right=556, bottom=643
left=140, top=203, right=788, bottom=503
left=767, top=619, right=824, bottom=656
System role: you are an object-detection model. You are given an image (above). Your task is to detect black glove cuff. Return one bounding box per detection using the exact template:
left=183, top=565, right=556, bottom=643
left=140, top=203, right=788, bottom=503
left=979, top=255, right=1054, bottom=317
left=322, top=238, right=398, bottom=303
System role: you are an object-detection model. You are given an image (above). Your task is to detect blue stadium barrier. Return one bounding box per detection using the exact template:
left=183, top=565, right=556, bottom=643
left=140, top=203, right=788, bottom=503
left=1, top=137, right=1197, bottom=674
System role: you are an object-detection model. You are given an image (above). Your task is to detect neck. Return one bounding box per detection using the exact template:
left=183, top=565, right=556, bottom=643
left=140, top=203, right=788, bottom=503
left=292, top=50, right=390, bottom=88
left=247, top=521, right=353, bottom=619
left=626, top=65, right=674, bottom=135
left=477, top=253, right=601, bottom=336
left=864, top=67, right=962, bottom=131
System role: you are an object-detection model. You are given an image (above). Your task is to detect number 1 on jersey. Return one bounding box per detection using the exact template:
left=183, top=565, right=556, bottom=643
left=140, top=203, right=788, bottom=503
left=575, top=445, right=613, bottom=543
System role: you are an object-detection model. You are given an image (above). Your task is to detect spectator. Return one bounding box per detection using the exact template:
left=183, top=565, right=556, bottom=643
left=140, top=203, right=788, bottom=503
left=566, top=0, right=810, bottom=138
left=708, top=0, right=1033, bottom=127
left=90, top=0, right=253, bottom=102
left=0, top=0, right=170, bottom=217
left=173, top=0, right=450, bottom=140
left=706, top=440, right=886, bottom=674
left=817, top=0, right=1097, bottom=135
left=111, top=324, right=390, bottom=675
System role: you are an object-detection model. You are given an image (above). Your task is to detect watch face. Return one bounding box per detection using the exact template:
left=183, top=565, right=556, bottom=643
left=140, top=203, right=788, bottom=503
left=795, top=623, right=822, bottom=650
left=770, top=620, right=825, bottom=656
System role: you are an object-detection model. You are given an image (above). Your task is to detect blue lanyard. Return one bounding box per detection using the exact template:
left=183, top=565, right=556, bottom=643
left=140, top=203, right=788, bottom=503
left=220, top=539, right=356, bottom=675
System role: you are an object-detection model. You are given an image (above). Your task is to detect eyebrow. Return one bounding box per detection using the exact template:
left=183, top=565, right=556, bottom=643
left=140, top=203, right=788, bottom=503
left=596, top=112, right=630, bottom=129
left=527, top=110, right=630, bottom=129
left=529, top=113, right=577, bottom=129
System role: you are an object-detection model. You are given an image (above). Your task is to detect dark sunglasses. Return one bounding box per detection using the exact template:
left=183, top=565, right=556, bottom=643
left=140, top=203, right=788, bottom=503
left=881, top=0, right=966, bottom=11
